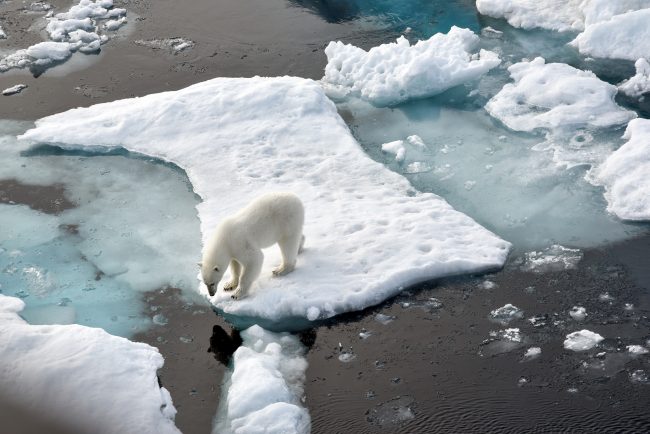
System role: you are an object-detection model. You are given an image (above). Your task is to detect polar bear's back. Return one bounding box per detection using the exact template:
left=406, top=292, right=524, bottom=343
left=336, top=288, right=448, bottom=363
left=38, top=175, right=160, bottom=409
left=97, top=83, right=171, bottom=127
left=232, top=192, right=304, bottom=248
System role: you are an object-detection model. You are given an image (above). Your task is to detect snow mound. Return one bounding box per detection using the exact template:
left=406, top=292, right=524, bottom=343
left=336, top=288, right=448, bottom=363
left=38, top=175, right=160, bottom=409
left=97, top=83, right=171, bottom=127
left=590, top=119, right=650, bottom=220
left=20, top=76, right=511, bottom=323
left=0, top=295, right=180, bottom=434
left=570, top=9, right=650, bottom=61
left=213, top=325, right=309, bottom=434
left=618, top=58, right=650, bottom=97
left=476, top=0, right=650, bottom=32
left=564, top=329, right=604, bottom=351
left=322, top=26, right=500, bottom=106
left=485, top=57, right=636, bottom=132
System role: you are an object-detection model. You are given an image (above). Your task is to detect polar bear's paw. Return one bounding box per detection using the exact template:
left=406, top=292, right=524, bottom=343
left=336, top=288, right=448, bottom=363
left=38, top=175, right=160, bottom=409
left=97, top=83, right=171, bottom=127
left=223, top=281, right=237, bottom=292
left=272, top=263, right=295, bottom=276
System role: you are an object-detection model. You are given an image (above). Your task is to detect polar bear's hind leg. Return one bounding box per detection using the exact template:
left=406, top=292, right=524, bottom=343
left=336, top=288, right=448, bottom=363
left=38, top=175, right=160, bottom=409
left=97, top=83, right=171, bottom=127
left=273, top=232, right=303, bottom=276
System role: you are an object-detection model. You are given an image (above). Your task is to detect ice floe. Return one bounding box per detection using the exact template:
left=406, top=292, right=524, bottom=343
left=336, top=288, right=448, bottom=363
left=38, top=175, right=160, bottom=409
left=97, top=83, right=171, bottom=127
left=619, top=58, right=650, bottom=98
left=485, top=57, right=636, bottom=133
left=590, top=119, right=650, bottom=220
left=0, top=295, right=180, bottom=434
left=20, top=76, right=511, bottom=324
left=322, top=26, right=500, bottom=106
left=213, top=325, right=309, bottom=434
left=570, top=8, right=650, bottom=61
left=563, top=329, right=604, bottom=351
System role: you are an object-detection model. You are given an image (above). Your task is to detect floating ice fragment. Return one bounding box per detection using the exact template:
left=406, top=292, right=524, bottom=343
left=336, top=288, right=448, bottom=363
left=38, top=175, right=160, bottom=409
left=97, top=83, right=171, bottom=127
left=404, top=161, right=432, bottom=174
left=490, top=328, right=522, bottom=343
left=359, top=329, right=372, bottom=339
left=30, top=1, right=52, bottom=11
left=104, top=16, right=127, bottom=31
left=179, top=335, right=193, bottom=343
left=322, top=26, right=500, bottom=105
left=627, top=345, right=649, bottom=355
left=338, top=351, right=356, bottom=362
left=463, top=180, right=476, bottom=191
left=479, top=280, right=496, bottom=289
left=367, top=396, right=415, bottom=427
left=152, top=313, right=168, bottom=326
left=523, top=347, right=541, bottom=360
left=0, top=26, right=5, bottom=39
left=630, top=369, right=649, bottom=384
left=564, top=329, right=604, bottom=351
left=406, top=135, right=426, bottom=149
left=569, top=306, right=587, bottom=321
left=520, top=244, right=583, bottom=273
left=490, top=304, right=523, bottom=324
left=624, top=303, right=634, bottom=311
left=134, top=38, right=195, bottom=53
left=375, top=313, right=395, bottom=325
left=381, top=140, right=406, bottom=162
left=599, top=292, right=614, bottom=302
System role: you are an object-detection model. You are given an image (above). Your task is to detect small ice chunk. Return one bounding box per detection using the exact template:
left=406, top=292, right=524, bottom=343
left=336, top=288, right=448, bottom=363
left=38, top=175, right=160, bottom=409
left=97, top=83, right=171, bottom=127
left=0, top=26, right=6, bottom=39
left=464, top=180, right=476, bottom=191
left=490, top=304, right=523, bottom=324
left=152, top=313, right=168, bottom=326
left=520, top=244, right=583, bottom=273
left=569, top=306, right=587, bottom=321
left=306, top=306, right=320, bottom=321
left=406, top=135, right=426, bottom=149
left=2, top=84, right=28, bottom=96
left=630, top=369, right=648, bottom=384
left=618, top=58, right=650, bottom=98
left=563, top=330, right=604, bottom=351
left=627, top=345, right=649, bottom=355
left=479, top=280, right=496, bottom=289
left=599, top=292, right=614, bottom=302
left=375, top=313, right=395, bottom=325
left=381, top=140, right=406, bottom=162
left=338, top=351, right=356, bottom=362
left=134, top=38, right=195, bottom=53
left=359, top=329, right=372, bottom=339
left=523, top=347, right=541, bottom=360
left=104, top=16, right=127, bottom=31
left=29, top=1, right=52, bottom=11
left=624, top=303, right=634, bottom=311
left=490, top=328, right=522, bottom=343
left=404, top=161, right=432, bottom=174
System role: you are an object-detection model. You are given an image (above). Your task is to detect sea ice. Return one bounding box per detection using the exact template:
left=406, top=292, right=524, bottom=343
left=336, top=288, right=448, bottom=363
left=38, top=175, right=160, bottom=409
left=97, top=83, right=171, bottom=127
left=627, top=345, right=649, bottom=355
left=618, top=58, right=650, bottom=98
left=322, top=26, right=500, bottom=106
left=563, top=329, right=604, bottom=351
left=381, top=140, right=406, bottom=162
left=570, top=9, right=650, bottom=61
left=523, top=346, right=541, bottom=360
left=20, top=77, right=511, bottom=325
left=0, top=295, right=180, bottom=434
left=485, top=57, right=635, bottom=133
left=590, top=119, right=650, bottom=220
left=2, top=84, right=28, bottom=96
left=520, top=244, right=583, bottom=273
left=0, top=25, right=6, bottom=39
left=212, top=325, right=309, bottom=434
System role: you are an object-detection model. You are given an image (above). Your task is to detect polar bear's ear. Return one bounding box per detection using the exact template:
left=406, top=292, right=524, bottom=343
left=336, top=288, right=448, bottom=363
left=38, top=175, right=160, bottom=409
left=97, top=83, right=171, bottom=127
left=214, top=266, right=219, bottom=272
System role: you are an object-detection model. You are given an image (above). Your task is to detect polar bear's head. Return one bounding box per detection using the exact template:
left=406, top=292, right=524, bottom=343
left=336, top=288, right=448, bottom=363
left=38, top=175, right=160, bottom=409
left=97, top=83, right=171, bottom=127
left=201, top=262, right=227, bottom=296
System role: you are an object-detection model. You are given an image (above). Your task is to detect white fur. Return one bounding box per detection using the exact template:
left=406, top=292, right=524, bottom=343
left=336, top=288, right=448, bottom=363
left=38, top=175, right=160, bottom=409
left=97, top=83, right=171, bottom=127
left=201, top=192, right=305, bottom=299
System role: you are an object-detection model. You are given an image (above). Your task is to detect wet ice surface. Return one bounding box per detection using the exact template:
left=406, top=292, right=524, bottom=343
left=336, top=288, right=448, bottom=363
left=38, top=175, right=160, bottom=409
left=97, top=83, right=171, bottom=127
left=0, top=121, right=201, bottom=337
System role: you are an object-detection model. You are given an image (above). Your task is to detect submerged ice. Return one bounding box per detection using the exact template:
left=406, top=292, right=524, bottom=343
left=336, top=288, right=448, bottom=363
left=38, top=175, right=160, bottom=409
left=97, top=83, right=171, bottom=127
left=0, top=121, right=201, bottom=337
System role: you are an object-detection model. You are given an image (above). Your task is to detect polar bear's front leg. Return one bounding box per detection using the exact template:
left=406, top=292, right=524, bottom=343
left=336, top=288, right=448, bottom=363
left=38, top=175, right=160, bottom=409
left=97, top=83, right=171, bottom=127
left=232, top=250, right=263, bottom=300
left=223, top=260, right=241, bottom=292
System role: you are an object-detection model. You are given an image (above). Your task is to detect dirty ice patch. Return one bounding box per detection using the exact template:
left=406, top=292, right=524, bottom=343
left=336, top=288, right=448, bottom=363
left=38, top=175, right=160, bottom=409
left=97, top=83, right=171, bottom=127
left=0, top=295, right=180, bottom=434
left=570, top=9, right=650, bottom=61
left=322, top=26, right=500, bottom=106
left=564, top=329, right=604, bottom=351
left=618, top=58, right=650, bottom=98
left=486, top=57, right=636, bottom=133
left=213, top=325, right=309, bottom=434
left=590, top=119, right=650, bottom=221
left=20, top=76, right=511, bottom=324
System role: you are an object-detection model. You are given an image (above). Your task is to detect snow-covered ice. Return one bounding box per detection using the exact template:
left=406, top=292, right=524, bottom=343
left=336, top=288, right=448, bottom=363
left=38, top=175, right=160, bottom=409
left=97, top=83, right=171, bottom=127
left=563, top=329, right=604, bottom=351
left=20, top=76, right=511, bottom=325
left=570, top=9, right=650, bottom=61
left=0, top=295, right=180, bottom=434
left=2, top=84, right=28, bottom=96
left=590, top=119, right=650, bottom=221
left=322, top=26, right=500, bottom=106
left=485, top=57, right=635, bottom=133
left=212, top=325, right=309, bottom=434
left=618, top=58, right=650, bottom=98
left=569, top=306, right=587, bottom=321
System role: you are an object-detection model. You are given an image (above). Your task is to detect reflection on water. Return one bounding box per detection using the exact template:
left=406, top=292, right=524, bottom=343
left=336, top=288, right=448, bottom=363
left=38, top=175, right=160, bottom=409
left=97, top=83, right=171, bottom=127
left=289, top=0, right=479, bottom=37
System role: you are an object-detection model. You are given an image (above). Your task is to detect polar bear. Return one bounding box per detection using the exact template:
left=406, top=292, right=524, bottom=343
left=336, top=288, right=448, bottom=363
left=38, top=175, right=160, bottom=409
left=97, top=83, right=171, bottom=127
left=201, top=192, right=305, bottom=299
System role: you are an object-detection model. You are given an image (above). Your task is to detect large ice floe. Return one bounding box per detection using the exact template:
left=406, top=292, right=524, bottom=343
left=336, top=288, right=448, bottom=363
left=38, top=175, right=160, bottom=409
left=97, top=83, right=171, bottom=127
left=19, top=76, right=511, bottom=325
left=0, top=0, right=126, bottom=73
left=590, top=119, right=650, bottom=221
left=0, top=294, right=180, bottom=434
left=322, top=26, right=501, bottom=106
left=213, top=325, right=309, bottom=434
